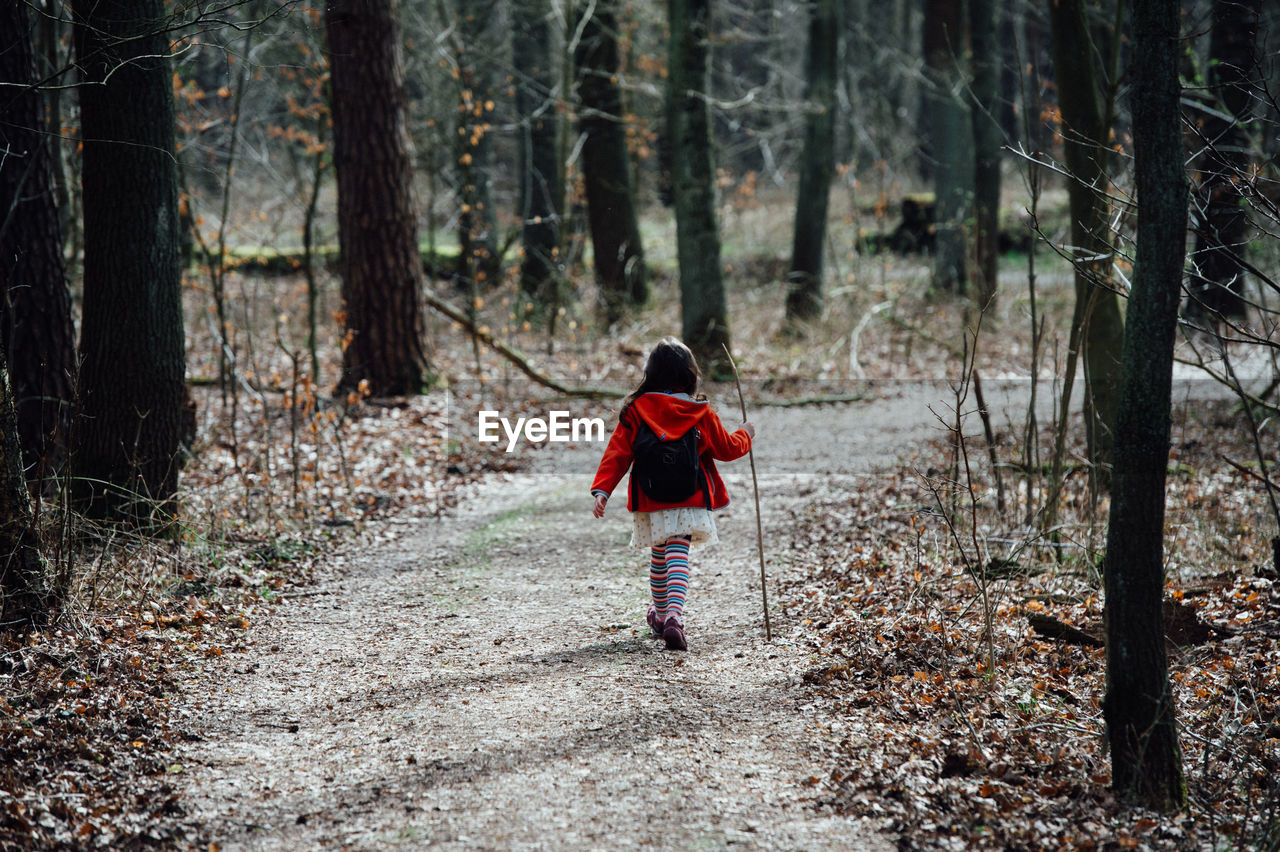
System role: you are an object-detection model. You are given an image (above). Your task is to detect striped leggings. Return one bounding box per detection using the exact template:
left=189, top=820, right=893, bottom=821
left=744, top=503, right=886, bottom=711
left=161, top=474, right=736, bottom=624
left=649, top=536, right=691, bottom=623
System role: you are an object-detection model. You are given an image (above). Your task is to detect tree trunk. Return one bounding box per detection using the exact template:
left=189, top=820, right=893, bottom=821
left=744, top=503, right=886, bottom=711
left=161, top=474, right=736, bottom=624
left=38, top=3, right=77, bottom=270
left=969, top=0, right=1002, bottom=307
left=838, top=0, right=866, bottom=166
left=327, top=0, right=430, bottom=396
left=784, top=0, right=840, bottom=325
left=576, top=0, right=648, bottom=324
left=1103, top=0, right=1187, bottom=812
left=997, top=1, right=1020, bottom=143
left=456, top=0, right=501, bottom=290
left=1017, top=5, right=1055, bottom=159
left=1263, top=2, right=1280, bottom=166
left=923, top=0, right=973, bottom=293
left=513, top=0, right=563, bottom=302
left=0, top=1, right=77, bottom=494
left=669, top=0, right=731, bottom=375
left=1187, top=0, right=1261, bottom=322
left=0, top=349, right=51, bottom=628
left=71, top=0, right=187, bottom=527
left=915, top=0, right=936, bottom=185
left=1048, top=0, right=1125, bottom=473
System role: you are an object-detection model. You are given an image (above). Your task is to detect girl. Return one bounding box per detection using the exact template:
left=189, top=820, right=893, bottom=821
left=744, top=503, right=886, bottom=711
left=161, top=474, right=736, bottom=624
left=590, top=338, right=755, bottom=651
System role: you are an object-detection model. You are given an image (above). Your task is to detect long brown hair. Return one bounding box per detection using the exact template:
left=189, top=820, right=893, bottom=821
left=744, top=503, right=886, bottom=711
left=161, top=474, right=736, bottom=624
left=620, top=337, right=705, bottom=417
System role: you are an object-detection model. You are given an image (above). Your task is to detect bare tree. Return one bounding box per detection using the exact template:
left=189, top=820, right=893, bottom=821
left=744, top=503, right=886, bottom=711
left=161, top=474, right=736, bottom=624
left=327, top=0, right=431, bottom=395
left=1102, top=0, right=1187, bottom=812
left=1186, top=0, right=1262, bottom=322
left=1047, top=0, right=1125, bottom=476
left=576, top=0, right=648, bottom=324
left=669, top=0, right=731, bottom=374
left=513, top=0, right=563, bottom=301
left=922, top=0, right=974, bottom=293
left=71, top=0, right=187, bottom=526
left=784, top=0, right=840, bottom=325
left=0, top=349, right=51, bottom=628
left=0, top=1, right=76, bottom=493
left=969, top=0, right=1002, bottom=306
left=455, top=0, right=501, bottom=290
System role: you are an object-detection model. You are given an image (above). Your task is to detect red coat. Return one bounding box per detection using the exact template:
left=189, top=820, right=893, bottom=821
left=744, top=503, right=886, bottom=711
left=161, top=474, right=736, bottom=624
left=591, top=392, right=752, bottom=512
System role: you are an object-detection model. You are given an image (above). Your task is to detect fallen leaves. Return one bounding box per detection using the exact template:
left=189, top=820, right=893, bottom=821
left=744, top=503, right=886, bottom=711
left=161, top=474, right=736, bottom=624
left=0, top=611, right=208, bottom=848
left=0, top=358, right=523, bottom=848
left=782, top=409, right=1280, bottom=850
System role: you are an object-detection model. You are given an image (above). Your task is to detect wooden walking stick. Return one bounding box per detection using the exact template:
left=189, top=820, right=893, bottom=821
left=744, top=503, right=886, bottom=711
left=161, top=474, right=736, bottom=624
left=722, top=344, right=771, bottom=642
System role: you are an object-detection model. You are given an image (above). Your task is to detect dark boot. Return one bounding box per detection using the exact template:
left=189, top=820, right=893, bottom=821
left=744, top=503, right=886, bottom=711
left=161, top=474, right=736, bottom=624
left=662, top=618, right=687, bottom=651
left=647, top=606, right=665, bottom=637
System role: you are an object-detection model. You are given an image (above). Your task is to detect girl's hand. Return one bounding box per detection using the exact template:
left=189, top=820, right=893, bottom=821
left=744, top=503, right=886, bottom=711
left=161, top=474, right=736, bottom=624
left=743, top=421, right=756, bottom=441
left=592, top=493, right=608, bottom=518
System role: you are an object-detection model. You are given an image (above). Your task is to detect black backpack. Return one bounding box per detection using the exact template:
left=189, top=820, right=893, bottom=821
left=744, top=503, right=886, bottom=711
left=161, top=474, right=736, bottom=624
left=629, top=418, right=712, bottom=508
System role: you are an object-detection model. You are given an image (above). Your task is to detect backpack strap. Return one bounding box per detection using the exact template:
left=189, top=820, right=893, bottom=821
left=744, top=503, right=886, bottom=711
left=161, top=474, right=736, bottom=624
left=695, top=429, right=712, bottom=510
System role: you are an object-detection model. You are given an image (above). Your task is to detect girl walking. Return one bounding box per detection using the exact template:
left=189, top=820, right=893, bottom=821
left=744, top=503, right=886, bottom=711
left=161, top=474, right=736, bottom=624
left=590, top=338, right=755, bottom=650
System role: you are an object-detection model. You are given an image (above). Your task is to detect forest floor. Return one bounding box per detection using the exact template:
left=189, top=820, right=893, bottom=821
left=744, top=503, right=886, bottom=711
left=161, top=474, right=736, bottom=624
left=166, top=386, right=962, bottom=850
left=162, top=374, right=1278, bottom=852
left=4, top=249, right=1280, bottom=849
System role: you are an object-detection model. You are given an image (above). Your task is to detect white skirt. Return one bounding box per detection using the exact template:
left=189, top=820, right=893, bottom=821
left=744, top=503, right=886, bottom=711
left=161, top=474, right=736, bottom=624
left=631, top=506, right=719, bottom=549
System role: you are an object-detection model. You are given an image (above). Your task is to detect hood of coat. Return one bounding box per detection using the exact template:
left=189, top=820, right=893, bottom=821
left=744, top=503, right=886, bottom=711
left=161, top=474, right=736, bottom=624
left=627, top=392, right=708, bottom=440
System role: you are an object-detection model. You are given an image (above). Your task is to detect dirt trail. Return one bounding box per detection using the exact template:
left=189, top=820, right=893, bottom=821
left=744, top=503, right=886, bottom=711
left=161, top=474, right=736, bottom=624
left=171, top=380, right=1062, bottom=849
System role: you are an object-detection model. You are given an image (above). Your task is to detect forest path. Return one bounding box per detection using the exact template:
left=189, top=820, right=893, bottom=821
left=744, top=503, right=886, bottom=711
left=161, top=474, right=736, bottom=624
left=170, top=380, right=1052, bottom=850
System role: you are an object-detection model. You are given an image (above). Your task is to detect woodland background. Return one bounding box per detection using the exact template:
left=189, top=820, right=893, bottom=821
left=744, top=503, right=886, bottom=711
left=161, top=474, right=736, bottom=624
left=2, top=0, right=1280, bottom=847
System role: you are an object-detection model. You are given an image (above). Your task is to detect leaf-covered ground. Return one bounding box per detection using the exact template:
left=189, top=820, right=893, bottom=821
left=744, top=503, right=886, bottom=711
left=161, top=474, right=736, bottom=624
left=4, top=247, right=1279, bottom=848
left=780, top=406, right=1280, bottom=851
left=0, top=390, right=507, bottom=849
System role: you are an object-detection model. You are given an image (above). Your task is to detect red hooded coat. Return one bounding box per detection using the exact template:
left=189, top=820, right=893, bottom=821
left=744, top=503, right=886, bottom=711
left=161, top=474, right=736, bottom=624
left=591, top=392, right=752, bottom=512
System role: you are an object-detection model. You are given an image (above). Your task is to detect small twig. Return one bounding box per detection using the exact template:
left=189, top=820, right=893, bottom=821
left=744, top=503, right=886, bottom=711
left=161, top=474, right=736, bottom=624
left=971, top=370, right=1006, bottom=515
left=423, top=289, right=621, bottom=400
left=1220, top=454, right=1279, bottom=490
left=756, top=393, right=866, bottom=408
left=1009, top=720, right=1103, bottom=738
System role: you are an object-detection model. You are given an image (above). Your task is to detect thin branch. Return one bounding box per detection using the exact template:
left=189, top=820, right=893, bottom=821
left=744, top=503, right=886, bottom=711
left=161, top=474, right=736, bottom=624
left=422, top=290, right=622, bottom=400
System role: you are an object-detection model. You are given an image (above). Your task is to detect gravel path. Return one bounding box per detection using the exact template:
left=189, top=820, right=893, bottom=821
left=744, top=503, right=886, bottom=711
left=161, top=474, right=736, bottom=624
left=172, top=380, right=1073, bottom=850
